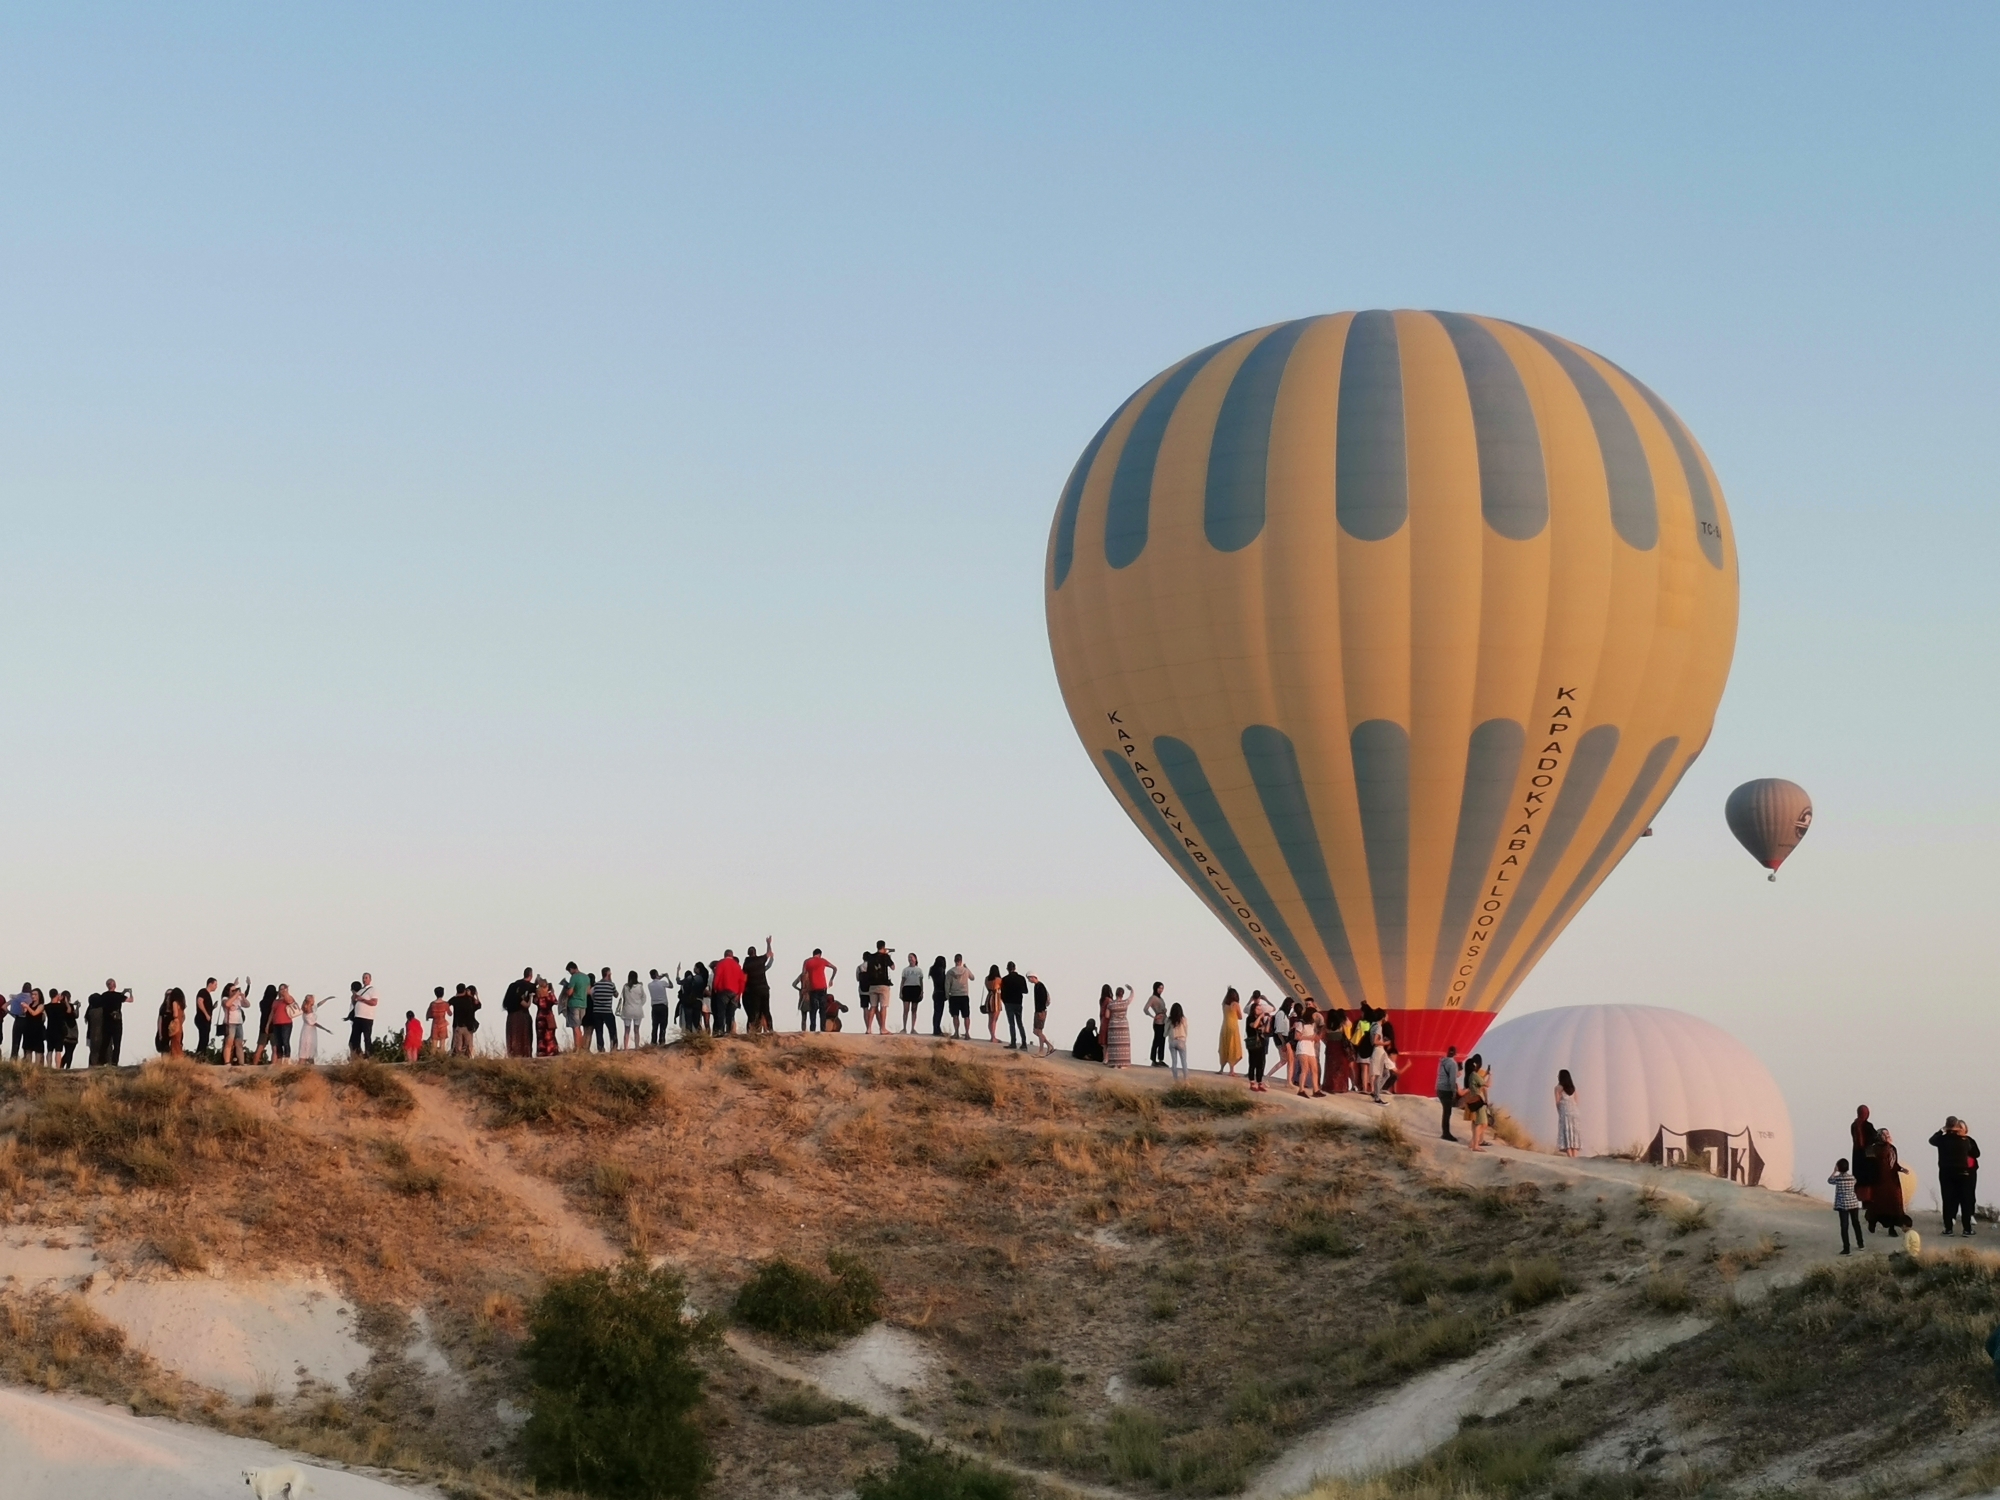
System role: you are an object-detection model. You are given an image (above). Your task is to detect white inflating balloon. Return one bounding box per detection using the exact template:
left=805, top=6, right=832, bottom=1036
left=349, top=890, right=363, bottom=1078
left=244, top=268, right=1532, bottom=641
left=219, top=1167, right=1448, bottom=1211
left=1478, top=1003, right=1794, bottom=1190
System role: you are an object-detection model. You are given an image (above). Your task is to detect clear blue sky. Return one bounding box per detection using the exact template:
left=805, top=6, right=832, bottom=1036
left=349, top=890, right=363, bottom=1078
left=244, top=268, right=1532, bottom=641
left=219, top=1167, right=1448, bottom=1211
left=3, top=4, right=1994, bottom=1192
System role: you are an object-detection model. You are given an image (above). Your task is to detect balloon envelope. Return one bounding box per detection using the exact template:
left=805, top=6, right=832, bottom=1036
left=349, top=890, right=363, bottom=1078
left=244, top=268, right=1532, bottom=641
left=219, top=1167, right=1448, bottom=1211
left=1725, top=778, right=1813, bottom=875
left=1479, top=1004, right=1794, bottom=1189
left=1046, top=312, right=1739, bottom=1081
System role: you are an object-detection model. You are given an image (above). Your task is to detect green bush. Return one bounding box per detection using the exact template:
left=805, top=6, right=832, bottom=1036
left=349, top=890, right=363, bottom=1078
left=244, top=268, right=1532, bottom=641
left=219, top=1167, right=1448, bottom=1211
left=519, top=1255, right=717, bottom=1500
left=856, top=1443, right=1016, bottom=1500
left=732, top=1251, right=881, bottom=1346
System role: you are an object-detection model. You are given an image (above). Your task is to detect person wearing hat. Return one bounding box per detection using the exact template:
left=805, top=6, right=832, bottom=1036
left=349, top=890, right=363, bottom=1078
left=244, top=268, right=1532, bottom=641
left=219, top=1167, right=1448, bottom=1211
left=1930, top=1116, right=1982, bottom=1236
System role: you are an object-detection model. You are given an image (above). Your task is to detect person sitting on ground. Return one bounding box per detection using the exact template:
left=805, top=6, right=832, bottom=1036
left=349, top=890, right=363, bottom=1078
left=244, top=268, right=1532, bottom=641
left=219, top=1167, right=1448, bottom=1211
left=821, top=993, right=848, bottom=1033
left=1071, top=1017, right=1104, bottom=1063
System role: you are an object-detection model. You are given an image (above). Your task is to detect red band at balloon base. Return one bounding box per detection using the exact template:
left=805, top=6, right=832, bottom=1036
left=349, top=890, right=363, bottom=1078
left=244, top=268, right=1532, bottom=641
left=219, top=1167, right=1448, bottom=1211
left=1382, top=1009, right=1498, bottom=1095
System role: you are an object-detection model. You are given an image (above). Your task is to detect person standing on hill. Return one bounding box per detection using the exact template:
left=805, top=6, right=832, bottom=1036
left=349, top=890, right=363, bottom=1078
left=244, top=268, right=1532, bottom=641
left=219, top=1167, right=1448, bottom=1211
left=1850, top=1106, right=1881, bottom=1218
left=710, top=951, right=743, bottom=1036
left=929, top=956, right=948, bottom=1037
left=620, top=970, right=647, bottom=1048
left=983, top=966, right=1004, bottom=1044
left=647, top=969, right=673, bottom=1046
left=1030, top=973, right=1053, bottom=1057
left=1462, top=1055, right=1493, bottom=1152
left=799, top=949, right=834, bottom=1033
left=677, top=963, right=709, bottom=1035
left=588, top=967, right=620, bottom=1050
left=535, top=979, right=560, bottom=1056
left=503, top=969, right=535, bottom=1058
left=1829, top=1158, right=1864, bottom=1254
left=1868, top=1130, right=1912, bottom=1233
left=450, top=982, right=481, bottom=1056
left=900, top=953, right=925, bottom=1035
left=946, top=954, right=973, bottom=1039
left=1244, top=992, right=1272, bottom=1093
left=1930, top=1117, right=1981, bottom=1236
left=426, top=987, right=451, bottom=1056
left=194, top=978, right=217, bottom=1056
left=353, top=974, right=381, bottom=1055
left=7, top=984, right=25, bottom=1061
left=1554, top=1069, right=1581, bottom=1155
left=1000, top=963, right=1030, bottom=1050
left=742, top=940, right=774, bottom=1034
left=1217, top=988, right=1244, bottom=1077
left=562, top=963, right=592, bottom=1051
left=222, top=983, right=250, bottom=1065
left=1435, top=1046, right=1461, bottom=1141
left=402, top=1010, right=423, bottom=1062
left=863, top=943, right=897, bottom=1035
left=1166, top=1003, right=1188, bottom=1081
left=1144, top=982, right=1168, bottom=1068
left=89, top=981, right=131, bottom=1067
left=49, top=990, right=78, bottom=1069
left=270, top=985, right=295, bottom=1061
left=298, top=993, right=321, bottom=1064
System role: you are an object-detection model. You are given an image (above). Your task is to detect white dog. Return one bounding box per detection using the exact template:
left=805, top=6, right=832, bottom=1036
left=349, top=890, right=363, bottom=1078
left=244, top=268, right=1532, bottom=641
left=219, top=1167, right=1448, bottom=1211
left=244, top=1466, right=312, bottom=1500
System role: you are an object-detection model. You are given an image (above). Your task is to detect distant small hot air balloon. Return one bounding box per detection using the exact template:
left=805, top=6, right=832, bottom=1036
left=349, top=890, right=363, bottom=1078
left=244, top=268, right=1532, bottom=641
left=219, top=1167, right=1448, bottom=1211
left=1725, top=779, right=1812, bottom=880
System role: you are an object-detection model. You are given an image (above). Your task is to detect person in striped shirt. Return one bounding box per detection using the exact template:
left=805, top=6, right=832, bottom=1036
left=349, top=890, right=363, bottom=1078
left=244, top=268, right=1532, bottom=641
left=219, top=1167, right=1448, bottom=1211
left=1829, top=1158, right=1864, bottom=1254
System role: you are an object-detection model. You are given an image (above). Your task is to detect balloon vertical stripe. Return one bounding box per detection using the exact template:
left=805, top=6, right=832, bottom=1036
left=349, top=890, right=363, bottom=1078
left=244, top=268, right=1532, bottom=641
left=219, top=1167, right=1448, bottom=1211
left=1350, top=719, right=1412, bottom=1002
left=1334, top=310, right=1409, bottom=541
left=1513, top=326, right=1658, bottom=551
left=1425, top=719, right=1527, bottom=1009
left=1205, top=319, right=1313, bottom=553
left=1431, top=312, right=1549, bottom=540
left=1100, top=749, right=1272, bottom=955
left=1104, top=339, right=1231, bottom=569
left=1614, top=367, right=1726, bottom=569
left=1240, top=725, right=1367, bottom=1006
left=1466, top=724, right=1621, bottom=1010
left=1154, top=735, right=1332, bottom=1003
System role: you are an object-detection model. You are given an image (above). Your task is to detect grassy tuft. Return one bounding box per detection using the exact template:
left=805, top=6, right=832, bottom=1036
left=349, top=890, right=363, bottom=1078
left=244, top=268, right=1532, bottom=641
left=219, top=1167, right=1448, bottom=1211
left=1667, top=1200, right=1712, bottom=1236
left=1503, top=1258, right=1569, bottom=1311
left=1160, top=1084, right=1254, bottom=1116
left=446, top=1055, right=660, bottom=1129
left=733, top=1251, right=882, bottom=1346
left=16, top=1060, right=262, bottom=1185
left=1642, top=1272, right=1692, bottom=1313
left=324, top=1059, right=416, bottom=1115
left=762, top=1386, right=847, bottom=1426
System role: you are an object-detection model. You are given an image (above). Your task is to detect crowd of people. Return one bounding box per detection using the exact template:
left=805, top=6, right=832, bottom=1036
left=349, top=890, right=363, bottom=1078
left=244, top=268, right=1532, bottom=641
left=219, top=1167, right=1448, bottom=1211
left=1828, top=1106, right=1982, bottom=1252
left=5, top=965, right=1983, bottom=1246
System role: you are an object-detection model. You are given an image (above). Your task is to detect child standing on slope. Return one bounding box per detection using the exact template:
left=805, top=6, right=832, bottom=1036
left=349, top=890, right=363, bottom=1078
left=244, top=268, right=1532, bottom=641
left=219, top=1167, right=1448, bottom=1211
left=403, top=1010, right=424, bottom=1063
left=1830, top=1157, right=1864, bottom=1254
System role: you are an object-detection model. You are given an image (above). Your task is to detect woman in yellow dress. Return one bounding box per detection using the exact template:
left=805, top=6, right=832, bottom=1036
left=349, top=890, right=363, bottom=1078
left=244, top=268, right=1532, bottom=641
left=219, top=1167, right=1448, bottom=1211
left=1216, top=987, right=1245, bottom=1076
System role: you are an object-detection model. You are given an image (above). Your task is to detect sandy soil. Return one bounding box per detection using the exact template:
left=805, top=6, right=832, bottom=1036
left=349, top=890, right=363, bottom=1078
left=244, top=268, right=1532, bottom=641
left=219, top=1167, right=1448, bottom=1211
left=0, top=1384, right=431, bottom=1499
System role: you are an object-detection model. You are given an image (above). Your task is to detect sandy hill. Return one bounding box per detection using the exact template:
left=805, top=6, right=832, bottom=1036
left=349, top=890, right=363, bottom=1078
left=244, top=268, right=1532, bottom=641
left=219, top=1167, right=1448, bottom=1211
left=2, top=1037, right=1998, bottom=1500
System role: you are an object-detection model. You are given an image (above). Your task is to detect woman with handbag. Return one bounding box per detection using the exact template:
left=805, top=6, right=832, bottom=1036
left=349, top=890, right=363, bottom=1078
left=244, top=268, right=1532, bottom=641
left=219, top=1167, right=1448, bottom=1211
left=1461, top=1055, right=1493, bottom=1152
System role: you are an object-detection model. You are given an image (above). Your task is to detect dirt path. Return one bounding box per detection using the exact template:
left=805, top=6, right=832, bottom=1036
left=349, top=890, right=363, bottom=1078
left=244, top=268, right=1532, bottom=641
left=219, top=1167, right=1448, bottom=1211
left=398, top=1080, right=621, bottom=1267
left=723, top=1329, right=1123, bottom=1500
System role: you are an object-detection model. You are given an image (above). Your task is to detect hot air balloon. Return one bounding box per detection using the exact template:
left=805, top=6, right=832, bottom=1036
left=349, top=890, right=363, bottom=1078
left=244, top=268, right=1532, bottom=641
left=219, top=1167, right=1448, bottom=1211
left=1725, top=779, right=1812, bottom=881
left=1045, top=312, right=1738, bottom=1088
left=1479, top=1005, right=1793, bottom=1187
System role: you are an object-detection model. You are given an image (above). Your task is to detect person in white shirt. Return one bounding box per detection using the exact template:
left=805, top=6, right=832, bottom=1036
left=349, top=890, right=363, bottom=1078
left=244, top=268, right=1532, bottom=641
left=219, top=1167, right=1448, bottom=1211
left=945, top=955, right=974, bottom=1040
left=646, top=969, right=673, bottom=1047
left=1143, top=983, right=1168, bottom=1068
left=899, top=955, right=925, bottom=1035
left=620, top=971, right=648, bottom=1049
left=350, top=976, right=379, bottom=1056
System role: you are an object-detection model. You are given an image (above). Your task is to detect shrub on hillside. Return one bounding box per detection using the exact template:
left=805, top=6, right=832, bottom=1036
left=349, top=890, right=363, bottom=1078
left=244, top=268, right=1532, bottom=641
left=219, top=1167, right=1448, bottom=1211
left=732, top=1251, right=881, bottom=1346
left=519, top=1256, right=716, bottom=1500
left=1160, top=1084, right=1253, bottom=1116
left=16, top=1060, right=261, bottom=1185
left=856, top=1442, right=1016, bottom=1500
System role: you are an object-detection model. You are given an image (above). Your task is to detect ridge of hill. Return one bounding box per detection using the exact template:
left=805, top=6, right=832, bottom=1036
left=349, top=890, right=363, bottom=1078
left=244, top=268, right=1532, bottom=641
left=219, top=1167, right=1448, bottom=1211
left=2, top=1037, right=1998, bottom=1500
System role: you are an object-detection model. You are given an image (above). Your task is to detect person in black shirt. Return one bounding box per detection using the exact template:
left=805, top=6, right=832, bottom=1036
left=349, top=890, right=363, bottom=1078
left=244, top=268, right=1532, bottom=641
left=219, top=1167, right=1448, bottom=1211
left=87, top=982, right=130, bottom=1067
left=1931, top=1117, right=1982, bottom=1236
left=929, top=956, right=948, bottom=1037
left=450, top=983, right=481, bottom=1057
left=998, top=963, right=1029, bottom=1050
left=742, top=938, right=774, bottom=1034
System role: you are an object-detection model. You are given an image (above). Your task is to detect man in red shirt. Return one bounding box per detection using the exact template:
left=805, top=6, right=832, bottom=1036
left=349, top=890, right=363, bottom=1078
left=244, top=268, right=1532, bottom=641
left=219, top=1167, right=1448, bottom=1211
left=711, top=950, right=745, bottom=1035
left=799, top=948, right=834, bottom=1032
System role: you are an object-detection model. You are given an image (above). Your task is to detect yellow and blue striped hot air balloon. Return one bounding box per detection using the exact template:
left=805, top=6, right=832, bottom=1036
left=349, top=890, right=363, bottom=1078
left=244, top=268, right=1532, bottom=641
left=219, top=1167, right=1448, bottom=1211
left=1045, top=311, right=1738, bottom=1085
